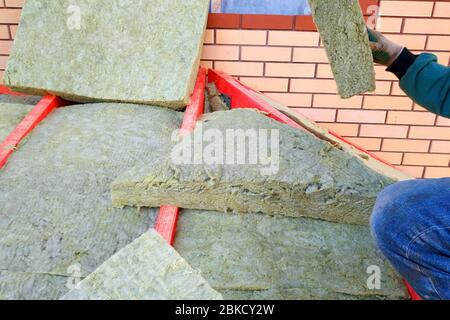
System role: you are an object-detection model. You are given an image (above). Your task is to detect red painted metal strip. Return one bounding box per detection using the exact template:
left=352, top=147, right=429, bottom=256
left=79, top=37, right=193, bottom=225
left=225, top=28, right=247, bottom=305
left=208, top=69, right=419, bottom=300
left=208, top=69, right=305, bottom=130
left=155, top=206, right=180, bottom=246
left=403, top=280, right=422, bottom=301
left=0, top=95, right=65, bottom=169
left=155, top=68, right=207, bottom=245
left=0, top=85, right=26, bottom=96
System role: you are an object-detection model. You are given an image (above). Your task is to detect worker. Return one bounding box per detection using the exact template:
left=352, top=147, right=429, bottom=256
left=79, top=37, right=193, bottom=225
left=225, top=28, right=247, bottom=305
left=368, top=29, right=450, bottom=300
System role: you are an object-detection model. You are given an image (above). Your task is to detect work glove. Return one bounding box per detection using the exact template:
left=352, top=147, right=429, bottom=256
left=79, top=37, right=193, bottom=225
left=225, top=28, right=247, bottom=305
left=367, top=29, right=404, bottom=67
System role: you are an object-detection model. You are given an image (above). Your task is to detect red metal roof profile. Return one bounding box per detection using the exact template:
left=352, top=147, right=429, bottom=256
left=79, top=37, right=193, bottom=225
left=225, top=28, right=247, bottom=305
left=155, top=68, right=207, bottom=245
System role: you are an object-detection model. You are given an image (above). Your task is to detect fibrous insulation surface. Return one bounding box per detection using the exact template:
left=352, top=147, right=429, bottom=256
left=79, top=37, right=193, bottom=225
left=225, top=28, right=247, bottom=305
left=0, top=103, right=182, bottom=299
left=113, top=109, right=401, bottom=225
left=62, top=229, right=223, bottom=300
left=174, top=210, right=407, bottom=300
left=0, top=102, right=34, bottom=143
left=308, top=0, right=376, bottom=98
left=4, top=0, right=209, bottom=109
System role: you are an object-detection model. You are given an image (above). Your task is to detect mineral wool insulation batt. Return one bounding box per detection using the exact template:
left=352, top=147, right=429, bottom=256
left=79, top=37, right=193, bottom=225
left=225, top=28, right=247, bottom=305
left=3, top=0, right=209, bottom=109
left=308, top=0, right=376, bottom=98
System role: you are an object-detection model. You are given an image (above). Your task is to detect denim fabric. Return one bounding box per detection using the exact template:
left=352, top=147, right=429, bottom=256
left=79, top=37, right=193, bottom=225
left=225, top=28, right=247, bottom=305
left=218, top=0, right=311, bottom=15
left=371, top=178, right=450, bottom=300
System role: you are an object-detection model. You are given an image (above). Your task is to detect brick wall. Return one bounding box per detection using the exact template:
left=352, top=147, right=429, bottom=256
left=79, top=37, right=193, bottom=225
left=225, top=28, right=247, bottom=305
left=1, top=0, right=449, bottom=178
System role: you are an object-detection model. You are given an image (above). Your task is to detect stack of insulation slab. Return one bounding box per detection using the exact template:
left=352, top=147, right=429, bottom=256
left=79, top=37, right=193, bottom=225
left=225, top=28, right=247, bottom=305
left=0, top=103, right=183, bottom=299
left=0, top=0, right=410, bottom=300
left=0, top=0, right=217, bottom=300
left=111, top=109, right=410, bottom=300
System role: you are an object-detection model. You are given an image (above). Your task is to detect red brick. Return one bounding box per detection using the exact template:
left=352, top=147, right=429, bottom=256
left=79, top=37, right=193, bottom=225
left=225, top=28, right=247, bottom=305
left=293, top=108, right=336, bottom=122
left=377, top=17, right=403, bottom=33
left=409, top=126, right=450, bottom=140
left=380, top=1, right=434, bottom=17
left=337, top=109, right=386, bottom=124
left=396, top=165, right=424, bottom=178
left=294, top=16, right=316, bottom=31
left=216, top=30, right=266, bottom=45
left=391, top=82, right=407, bottom=96
left=316, top=64, right=333, bottom=79
left=427, top=36, right=450, bottom=51
left=386, top=111, right=436, bottom=125
left=290, top=79, right=337, bottom=94
left=346, top=137, right=382, bottom=151
left=430, top=141, right=450, bottom=153
left=384, top=34, right=427, bottom=50
left=375, top=65, right=397, bottom=81
left=266, top=93, right=312, bottom=107
left=5, top=0, right=24, bottom=7
left=265, top=63, right=315, bottom=78
left=372, top=152, right=403, bottom=165
left=403, top=153, right=450, bottom=166
left=404, top=18, right=450, bottom=35
left=434, top=2, right=450, bottom=18
left=201, top=45, right=239, bottom=61
left=239, top=77, right=288, bottom=92
left=0, top=55, right=9, bottom=69
left=215, top=61, right=264, bottom=77
left=0, top=8, right=22, bottom=23
left=241, top=46, right=291, bottom=62
left=207, top=14, right=240, bottom=29
left=268, top=31, right=319, bottom=47
left=424, top=167, right=450, bottom=178
left=364, top=81, right=392, bottom=96
left=0, top=40, right=13, bottom=55
left=360, top=124, right=409, bottom=138
left=313, top=94, right=363, bottom=109
left=9, top=25, right=18, bottom=39
left=293, top=48, right=328, bottom=63
left=363, top=96, right=413, bottom=110
left=204, top=30, right=214, bottom=44
left=242, top=15, right=294, bottom=30
left=382, top=139, right=430, bottom=153
left=437, top=116, right=450, bottom=126
left=200, top=60, right=213, bottom=69
left=318, top=123, right=360, bottom=137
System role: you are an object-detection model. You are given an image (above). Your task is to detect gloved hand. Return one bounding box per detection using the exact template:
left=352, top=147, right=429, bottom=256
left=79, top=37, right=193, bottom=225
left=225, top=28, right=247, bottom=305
left=367, top=29, right=404, bottom=67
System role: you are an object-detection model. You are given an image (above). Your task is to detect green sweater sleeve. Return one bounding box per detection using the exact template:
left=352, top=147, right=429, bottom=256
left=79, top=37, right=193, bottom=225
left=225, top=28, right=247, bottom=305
left=388, top=50, right=450, bottom=118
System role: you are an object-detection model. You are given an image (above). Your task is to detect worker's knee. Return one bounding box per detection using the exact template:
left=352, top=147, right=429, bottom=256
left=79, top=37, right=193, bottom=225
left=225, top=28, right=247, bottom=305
left=370, top=182, right=404, bottom=251
left=370, top=178, right=450, bottom=255
left=370, top=180, right=423, bottom=254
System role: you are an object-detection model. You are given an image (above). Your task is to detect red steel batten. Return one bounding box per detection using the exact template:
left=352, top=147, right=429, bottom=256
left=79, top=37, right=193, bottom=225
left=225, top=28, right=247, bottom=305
left=0, top=93, right=66, bottom=169
left=155, top=68, right=206, bottom=245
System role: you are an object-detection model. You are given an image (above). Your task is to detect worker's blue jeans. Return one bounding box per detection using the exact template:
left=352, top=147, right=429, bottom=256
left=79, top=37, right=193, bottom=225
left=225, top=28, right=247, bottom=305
left=371, top=178, right=450, bottom=300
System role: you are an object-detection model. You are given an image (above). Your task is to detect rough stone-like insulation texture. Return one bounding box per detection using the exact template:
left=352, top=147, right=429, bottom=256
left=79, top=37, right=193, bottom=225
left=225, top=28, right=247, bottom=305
left=0, top=94, right=41, bottom=106
left=0, top=271, right=71, bottom=300
left=113, top=109, right=405, bottom=225
left=3, top=0, right=209, bottom=109
left=0, top=103, right=182, bottom=299
left=174, top=210, right=407, bottom=300
left=308, top=0, right=376, bottom=98
left=249, top=90, right=411, bottom=182
left=62, top=230, right=223, bottom=300
left=0, top=103, right=34, bottom=143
